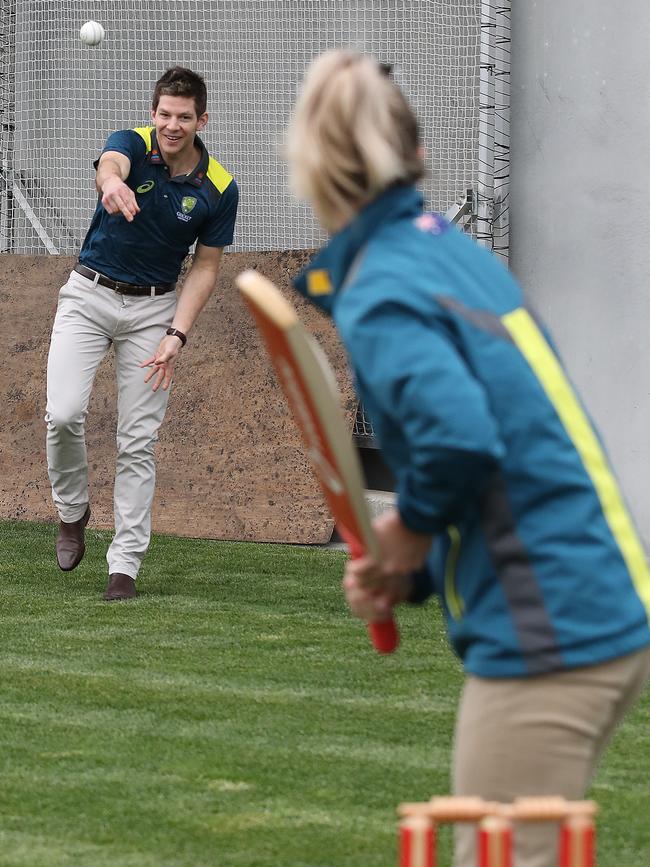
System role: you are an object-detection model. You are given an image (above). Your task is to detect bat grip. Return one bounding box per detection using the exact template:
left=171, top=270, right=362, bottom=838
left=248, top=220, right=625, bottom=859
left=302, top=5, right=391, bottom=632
left=341, top=529, right=400, bottom=655
left=368, top=618, right=400, bottom=654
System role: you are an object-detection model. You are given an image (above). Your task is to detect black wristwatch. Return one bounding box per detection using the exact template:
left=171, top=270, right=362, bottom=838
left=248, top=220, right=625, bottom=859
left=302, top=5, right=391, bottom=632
left=166, top=327, right=187, bottom=347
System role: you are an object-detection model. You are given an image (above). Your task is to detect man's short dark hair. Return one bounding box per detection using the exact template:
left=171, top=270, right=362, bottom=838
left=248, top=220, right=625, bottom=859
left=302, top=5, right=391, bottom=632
left=153, top=66, right=208, bottom=117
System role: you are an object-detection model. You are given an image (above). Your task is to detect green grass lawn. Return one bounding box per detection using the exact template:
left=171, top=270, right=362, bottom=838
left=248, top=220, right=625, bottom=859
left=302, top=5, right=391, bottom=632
left=1, top=519, right=649, bottom=866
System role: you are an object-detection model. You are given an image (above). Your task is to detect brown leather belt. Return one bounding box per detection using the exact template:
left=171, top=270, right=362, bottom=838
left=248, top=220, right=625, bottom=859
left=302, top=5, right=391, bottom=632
left=74, top=263, right=176, bottom=296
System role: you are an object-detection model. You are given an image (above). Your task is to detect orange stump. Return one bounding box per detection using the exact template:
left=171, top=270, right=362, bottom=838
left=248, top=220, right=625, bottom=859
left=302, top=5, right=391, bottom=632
left=397, top=796, right=597, bottom=866
left=558, top=814, right=595, bottom=867
left=477, top=815, right=513, bottom=867
left=399, top=815, right=436, bottom=867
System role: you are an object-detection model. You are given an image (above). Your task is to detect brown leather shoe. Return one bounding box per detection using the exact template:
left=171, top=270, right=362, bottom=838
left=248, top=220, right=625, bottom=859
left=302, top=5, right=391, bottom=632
left=103, top=572, right=137, bottom=601
left=56, top=505, right=91, bottom=571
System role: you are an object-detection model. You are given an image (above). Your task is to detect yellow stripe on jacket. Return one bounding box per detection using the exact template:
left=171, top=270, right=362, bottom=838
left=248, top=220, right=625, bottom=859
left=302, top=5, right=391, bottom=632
left=502, top=307, right=650, bottom=621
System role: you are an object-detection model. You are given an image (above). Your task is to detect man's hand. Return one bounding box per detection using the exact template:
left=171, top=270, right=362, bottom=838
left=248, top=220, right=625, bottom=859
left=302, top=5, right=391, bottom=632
left=101, top=175, right=140, bottom=222
left=140, top=334, right=183, bottom=391
left=343, top=508, right=433, bottom=621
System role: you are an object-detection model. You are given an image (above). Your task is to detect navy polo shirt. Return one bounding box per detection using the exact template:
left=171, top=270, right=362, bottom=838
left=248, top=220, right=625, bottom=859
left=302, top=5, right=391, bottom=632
left=79, top=126, right=238, bottom=284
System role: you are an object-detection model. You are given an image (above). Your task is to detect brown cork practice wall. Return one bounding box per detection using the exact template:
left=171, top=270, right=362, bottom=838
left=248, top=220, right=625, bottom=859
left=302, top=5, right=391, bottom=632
left=0, top=253, right=358, bottom=544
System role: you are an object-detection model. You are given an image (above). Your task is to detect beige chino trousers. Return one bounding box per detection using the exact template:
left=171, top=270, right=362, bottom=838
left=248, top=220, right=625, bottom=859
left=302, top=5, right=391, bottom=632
left=45, top=269, right=176, bottom=579
left=453, top=646, right=650, bottom=867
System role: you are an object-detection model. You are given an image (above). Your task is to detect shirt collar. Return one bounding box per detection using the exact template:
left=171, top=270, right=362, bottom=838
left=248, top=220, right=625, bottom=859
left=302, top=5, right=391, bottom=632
left=147, top=130, right=209, bottom=187
left=293, top=184, right=424, bottom=316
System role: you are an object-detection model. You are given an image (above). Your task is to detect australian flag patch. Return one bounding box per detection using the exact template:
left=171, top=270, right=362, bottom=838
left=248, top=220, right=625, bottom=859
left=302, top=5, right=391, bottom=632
left=414, top=212, right=450, bottom=236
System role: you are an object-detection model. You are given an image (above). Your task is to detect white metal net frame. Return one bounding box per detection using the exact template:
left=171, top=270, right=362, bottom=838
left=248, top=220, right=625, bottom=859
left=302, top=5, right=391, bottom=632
left=0, top=0, right=16, bottom=249
left=476, top=0, right=510, bottom=259
left=0, top=0, right=511, bottom=258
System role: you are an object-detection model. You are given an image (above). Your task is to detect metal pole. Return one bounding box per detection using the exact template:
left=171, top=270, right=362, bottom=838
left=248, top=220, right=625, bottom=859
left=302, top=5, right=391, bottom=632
left=478, top=0, right=497, bottom=249
left=0, top=0, right=16, bottom=252
left=493, top=3, right=511, bottom=262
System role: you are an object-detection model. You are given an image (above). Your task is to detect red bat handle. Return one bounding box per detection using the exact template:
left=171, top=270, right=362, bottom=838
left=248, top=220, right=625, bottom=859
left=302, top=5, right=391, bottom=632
left=368, top=619, right=400, bottom=654
left=342, top=528, right=400, bottom=654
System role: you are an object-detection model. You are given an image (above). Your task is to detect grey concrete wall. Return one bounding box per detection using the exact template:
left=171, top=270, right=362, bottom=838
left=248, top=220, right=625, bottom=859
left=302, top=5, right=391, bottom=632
left=510, top=2, right=650, bottom=539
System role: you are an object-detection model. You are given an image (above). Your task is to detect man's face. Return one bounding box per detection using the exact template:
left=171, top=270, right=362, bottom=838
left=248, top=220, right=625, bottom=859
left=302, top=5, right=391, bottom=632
left=151, top=95, right=208, bottom=160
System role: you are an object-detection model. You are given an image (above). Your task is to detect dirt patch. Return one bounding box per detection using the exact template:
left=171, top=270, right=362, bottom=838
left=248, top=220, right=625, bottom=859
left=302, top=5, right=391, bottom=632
left=0, top=252, right=357, bottom=543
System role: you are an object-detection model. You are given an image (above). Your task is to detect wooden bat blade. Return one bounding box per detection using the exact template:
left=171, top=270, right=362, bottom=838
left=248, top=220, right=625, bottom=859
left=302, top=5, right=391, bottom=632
left=236, top=269, right=399, bottom=654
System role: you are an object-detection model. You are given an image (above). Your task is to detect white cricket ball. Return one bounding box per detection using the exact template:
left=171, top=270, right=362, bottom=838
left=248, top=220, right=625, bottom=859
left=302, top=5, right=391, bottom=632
left=79, top=20, right=105, bottom=46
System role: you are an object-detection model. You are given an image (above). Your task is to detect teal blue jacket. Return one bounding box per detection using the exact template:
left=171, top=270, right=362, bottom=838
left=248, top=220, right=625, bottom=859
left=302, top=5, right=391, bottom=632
left=294, top=185, right=650, bottom=677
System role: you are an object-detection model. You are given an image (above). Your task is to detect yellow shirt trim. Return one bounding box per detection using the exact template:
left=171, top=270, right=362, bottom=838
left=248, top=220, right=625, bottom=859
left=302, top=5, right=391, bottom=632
left=206, top=157, right=233, bottom=193
left=133, top=126, right=154, bottom=151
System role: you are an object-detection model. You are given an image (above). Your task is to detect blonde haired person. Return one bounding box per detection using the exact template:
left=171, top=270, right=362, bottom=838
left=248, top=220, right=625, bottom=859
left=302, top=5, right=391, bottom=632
left=287, top=49, right=650, bottom=867
left=288, top=51, right=423, bottom=233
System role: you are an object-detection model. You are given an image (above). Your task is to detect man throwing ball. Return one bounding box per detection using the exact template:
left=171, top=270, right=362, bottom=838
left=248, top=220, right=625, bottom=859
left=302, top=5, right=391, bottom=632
left=45, top=66, right=238, bottom=600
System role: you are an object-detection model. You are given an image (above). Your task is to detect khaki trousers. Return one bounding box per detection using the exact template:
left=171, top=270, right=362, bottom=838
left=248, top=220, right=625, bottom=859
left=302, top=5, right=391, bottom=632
left=45, top=269, right=176, bottom=579
left=453, top=646, right=650, bottom=867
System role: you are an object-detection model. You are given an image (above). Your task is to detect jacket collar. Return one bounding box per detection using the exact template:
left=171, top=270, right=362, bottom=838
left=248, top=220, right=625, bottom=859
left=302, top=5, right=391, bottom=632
left=293, top=185, right=424, bottom=315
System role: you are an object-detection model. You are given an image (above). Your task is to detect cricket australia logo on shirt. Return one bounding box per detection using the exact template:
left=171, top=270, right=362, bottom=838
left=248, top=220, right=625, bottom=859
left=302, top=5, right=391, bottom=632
left=177, top=196, right=197, bottom=222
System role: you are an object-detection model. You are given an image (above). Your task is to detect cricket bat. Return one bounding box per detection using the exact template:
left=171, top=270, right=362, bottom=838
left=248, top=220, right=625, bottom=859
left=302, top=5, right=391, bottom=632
left=236, top=269, right=399, bottom=654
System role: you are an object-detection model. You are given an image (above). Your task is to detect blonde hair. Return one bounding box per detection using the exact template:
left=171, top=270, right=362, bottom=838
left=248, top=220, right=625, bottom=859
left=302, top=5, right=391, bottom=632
left=286, top=49, right=425, bottom=233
